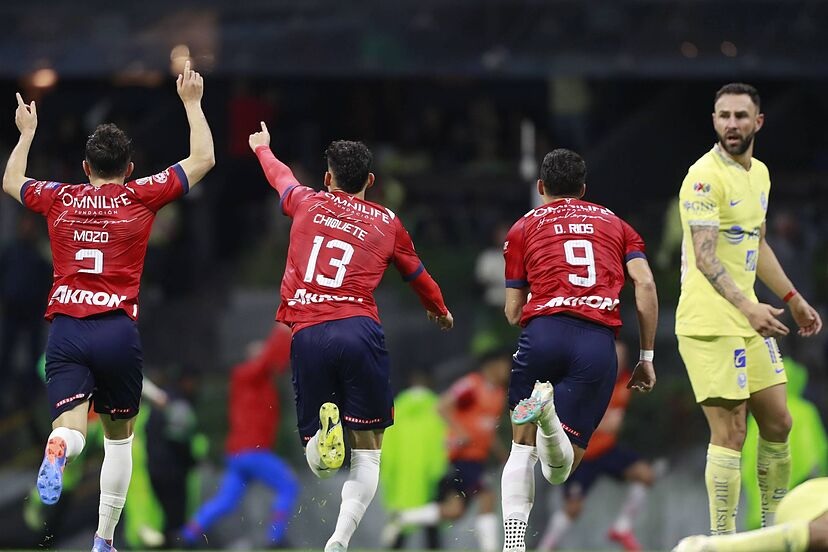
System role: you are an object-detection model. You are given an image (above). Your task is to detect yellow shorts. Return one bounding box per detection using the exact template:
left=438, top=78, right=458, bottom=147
left=677, top=334, right=786, bottom=403
left=776, top=478, right=828, bottom=524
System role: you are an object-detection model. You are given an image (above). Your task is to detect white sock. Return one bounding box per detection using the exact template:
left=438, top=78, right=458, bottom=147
left=306, top=430, right=336, bottom=479
left=612, top=481, right=648, bottom=533
left=399, top=502, right=441, bottom=525
left=501, top=442, right=538, bottom=551
left=326, top=449, right=381, bottom=548
left=97, top=435, right=133, bottom=540
left=49, top=427, right=86, bottom=460
left=538, top=510, right=572, bottom=550
left=475, top=512, right=499, bottom=552
left=536, top=420, right=574, bottom=485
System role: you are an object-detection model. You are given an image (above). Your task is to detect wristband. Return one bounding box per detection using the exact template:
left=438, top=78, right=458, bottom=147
left=783, top=289, right=798, bottom=303
left=639, top=350, right=654, bottom=362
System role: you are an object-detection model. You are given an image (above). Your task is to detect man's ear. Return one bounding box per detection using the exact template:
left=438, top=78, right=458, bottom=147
left=324, top=171, right=333, bottom=189
left=124, top=162, right=134, bottom=179
left=365, top=173, right=375, bottom=190
left=82, top=160, right=92, bottom=177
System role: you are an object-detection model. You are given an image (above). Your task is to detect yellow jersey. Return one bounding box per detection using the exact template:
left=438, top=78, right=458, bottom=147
left=676, top=144, right=770, bottom=337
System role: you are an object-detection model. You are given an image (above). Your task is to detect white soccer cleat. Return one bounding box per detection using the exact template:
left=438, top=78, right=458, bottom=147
left=672, top=535, right=714, bottom=552
left=324, top=541, right=347, bottom=552
left=379, top=513, right=403, bottom=547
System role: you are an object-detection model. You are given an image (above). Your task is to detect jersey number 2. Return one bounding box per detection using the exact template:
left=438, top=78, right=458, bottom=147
left=563, top=239, right=596, bottom=287
left=76, top=248, right=104, bottom=274
left=303, top=236, right=354, bottom=288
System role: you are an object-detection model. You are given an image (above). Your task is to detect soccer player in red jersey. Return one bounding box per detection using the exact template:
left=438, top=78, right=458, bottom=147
left=2, top=61, right=214, bottom=552
left=248, top=123, right=453, bottom=552
left=180, top=324, right=299, bottom=547
left=498, top=149, right=658, bottom=552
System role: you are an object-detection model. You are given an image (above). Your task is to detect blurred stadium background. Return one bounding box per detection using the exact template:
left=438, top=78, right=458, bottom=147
left=1, top=0, right=827, bottom=550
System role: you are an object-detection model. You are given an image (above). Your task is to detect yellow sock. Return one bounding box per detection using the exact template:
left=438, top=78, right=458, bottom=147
left=702, top=520, right=810, bottom=552
left=757, top=437, right=791, bottom=527
left=705, top=444, right=741, bottom=534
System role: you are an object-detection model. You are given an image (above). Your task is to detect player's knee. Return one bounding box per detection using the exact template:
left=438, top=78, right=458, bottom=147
left=441, top=497, right=465, bottom=520
left=760, top=412, right=792, bottom=442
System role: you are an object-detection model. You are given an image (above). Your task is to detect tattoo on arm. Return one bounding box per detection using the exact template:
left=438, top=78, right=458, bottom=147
left=690, top=225, right=750, bottom=310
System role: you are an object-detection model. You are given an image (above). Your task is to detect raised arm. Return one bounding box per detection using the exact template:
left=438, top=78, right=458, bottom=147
left=248, top=122, right=302, bottom=197
left=691, top=224, right=788, bottom=337
left=756, top=222, right=822, bottom=336
left=626, top=257, right=658, bottom=393
left=175, top=61, right=215, bottom=189
left=2, top=93, right=37, bottom=204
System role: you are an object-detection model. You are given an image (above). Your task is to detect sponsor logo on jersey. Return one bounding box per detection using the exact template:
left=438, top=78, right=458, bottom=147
left=534, top=295, right=619, bottom=311
left=49, top=285, right=127, bottom=308
left=286, top=288, right=366, bottom=307
left=723, top=225, right=760, bottom=245
left=682, top=200, right=716, bottom=214
left=760, top=191, right=768, bottom=211
left=734, top=348, right=746, bottom=368
left=737, top=372, right=747, bottom=389
left=693, top=182, right=712, bottom=195
left=60, top=192, right=132, bottom=210
left=745, top=250, right=757, bottom=271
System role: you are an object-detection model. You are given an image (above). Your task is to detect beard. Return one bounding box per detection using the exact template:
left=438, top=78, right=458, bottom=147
left=717, top=130, right=755, bottom=156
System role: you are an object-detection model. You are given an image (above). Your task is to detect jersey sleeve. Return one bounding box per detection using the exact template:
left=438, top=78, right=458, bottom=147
left=127, top=164, right=189, bottom=211
left=20, top=180, right=67, bottom=215
left=279, top=185, right=316, bottom=218
left=503, top=219, right=528, bottom=288
left=448, top=375, right=477, bottom=411
left=621, top=220, right=647, bottom=262
left=679, top=169, right=723, bottom=228
left=391, top=217, right=425, bottom=281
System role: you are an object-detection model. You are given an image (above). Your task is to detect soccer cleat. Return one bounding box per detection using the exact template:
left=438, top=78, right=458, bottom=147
left=608, top=528, right=643, bottom=551
left=92, top=535, right=117, bottom=552
left=36, top=437, right=67, bottom=505
left=324, top=541, right=347, bottom=552
left=672, top=535, right=713, bottom=552
left=511, top=381, right=555, bottom=426
left=318, top=402, right=345, bottom=470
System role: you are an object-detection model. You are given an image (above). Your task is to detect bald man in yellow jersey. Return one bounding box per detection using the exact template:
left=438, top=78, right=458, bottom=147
left=676, top=83, right=822, bottom=535
left=674, top=477, right=828, bottom=551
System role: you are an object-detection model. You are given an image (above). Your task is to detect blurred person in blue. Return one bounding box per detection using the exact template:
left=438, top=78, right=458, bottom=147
left=179, top=325, right=299, bottom=548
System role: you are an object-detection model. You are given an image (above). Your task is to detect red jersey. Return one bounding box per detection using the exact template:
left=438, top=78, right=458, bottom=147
left=254, top=146, right=447, bottom=331
left=446, top=372, right=506, bottom=462
left=21, top=165, right=188, bottom=320
left=226, top=324, right=291, bottom=454
left=504, top=198, right=646, bottom=328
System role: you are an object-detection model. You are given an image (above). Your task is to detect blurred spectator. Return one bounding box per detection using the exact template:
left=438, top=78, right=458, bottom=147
left=380, top=371, right=448, bottom=549
left=146, top=370, right=200, bottom=548
left=382, top=351, right=511, bottom=552
left=0, top=212, right=51, bottom=412
left=741, top=358, right=828, bottom=529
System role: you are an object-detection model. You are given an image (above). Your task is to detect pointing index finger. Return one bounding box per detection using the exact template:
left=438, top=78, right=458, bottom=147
left=261, top=121, right=268, bottom=133
left=16, top=92, right=24, bottom=106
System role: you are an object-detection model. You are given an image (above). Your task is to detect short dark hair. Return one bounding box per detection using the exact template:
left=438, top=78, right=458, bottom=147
left=714, top=83, right=761, bottom=111
left=85, top=124, right=133, bottom=178
left=325, top=140, right=372, bottom=194
left=540, top=148, right=586, bottom=197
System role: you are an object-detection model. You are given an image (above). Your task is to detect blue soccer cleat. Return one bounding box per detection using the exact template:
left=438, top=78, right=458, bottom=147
left=318, top=402, right=345, bottom=470
left=511, top=381, right=555, bottom=426
left=92, top=534, right=117, bottom=552
left=36, top=437, right=67, bottom=505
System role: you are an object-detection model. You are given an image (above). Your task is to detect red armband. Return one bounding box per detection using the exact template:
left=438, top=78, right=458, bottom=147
left=783, top=289, right=798, bottom=303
